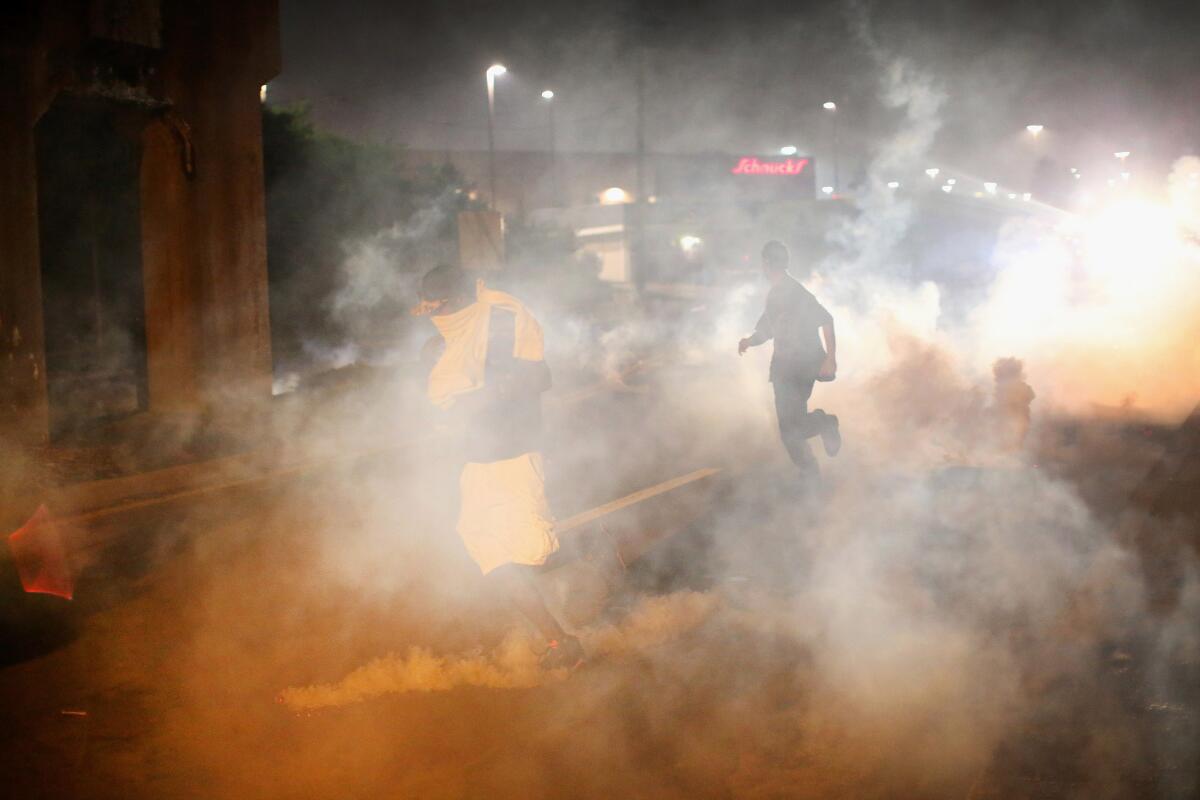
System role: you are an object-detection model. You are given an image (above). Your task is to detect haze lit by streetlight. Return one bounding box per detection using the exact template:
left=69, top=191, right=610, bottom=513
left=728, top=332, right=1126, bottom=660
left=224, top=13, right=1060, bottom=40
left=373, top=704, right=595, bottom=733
left=486, top=64, right=507, bottom=78
left=984, top=182, right=998, bottom=194
left=779, top=145, right=797, bottom=155
left=600, top=186, right=631, bottom=205
left=1025, top=124, right=1044, bottom=136
left=1114, top=151, right=1130, bottom=161
left=541, top=89, right=554, bottom=100
left=886, top=181, right=900, bottom=189
left=822, top=101, right=837, bottom=111
left=821, top=185, right=834, bottom=195
left=925, top=167, right=940, bottom=178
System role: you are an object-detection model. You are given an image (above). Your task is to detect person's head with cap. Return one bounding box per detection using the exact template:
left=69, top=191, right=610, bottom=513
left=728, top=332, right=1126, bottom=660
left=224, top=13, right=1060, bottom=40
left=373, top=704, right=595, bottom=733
left=419, top=264, right=473, bottom=316
left=761, top=240, right=790, bottom=286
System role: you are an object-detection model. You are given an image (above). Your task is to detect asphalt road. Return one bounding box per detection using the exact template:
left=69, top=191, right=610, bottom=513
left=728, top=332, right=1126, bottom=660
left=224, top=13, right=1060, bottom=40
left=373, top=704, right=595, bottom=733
left=1, top=358, right=1197, bottom=799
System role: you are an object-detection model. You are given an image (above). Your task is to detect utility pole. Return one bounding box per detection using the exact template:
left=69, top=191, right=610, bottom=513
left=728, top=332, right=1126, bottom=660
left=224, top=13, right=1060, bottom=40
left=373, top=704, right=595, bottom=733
left=542, top=90, right=560, bottom=206
left=485, top=64, right=506, bottom=209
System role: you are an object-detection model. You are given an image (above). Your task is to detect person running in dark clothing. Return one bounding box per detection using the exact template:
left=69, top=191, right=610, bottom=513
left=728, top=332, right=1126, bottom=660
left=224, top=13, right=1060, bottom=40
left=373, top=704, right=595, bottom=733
left=738, top=241, right=841, bottom=474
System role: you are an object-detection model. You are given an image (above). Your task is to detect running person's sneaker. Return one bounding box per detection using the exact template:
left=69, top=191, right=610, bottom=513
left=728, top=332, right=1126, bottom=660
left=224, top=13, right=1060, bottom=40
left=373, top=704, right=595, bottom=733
left=820, top=414, right=842, bottom=457
left=540, top=635, right=586, bottom=671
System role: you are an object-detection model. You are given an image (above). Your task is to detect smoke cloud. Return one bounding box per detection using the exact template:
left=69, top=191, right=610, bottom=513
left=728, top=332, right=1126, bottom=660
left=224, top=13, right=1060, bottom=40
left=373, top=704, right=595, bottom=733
left=7, top=3, right=1200, bottom=799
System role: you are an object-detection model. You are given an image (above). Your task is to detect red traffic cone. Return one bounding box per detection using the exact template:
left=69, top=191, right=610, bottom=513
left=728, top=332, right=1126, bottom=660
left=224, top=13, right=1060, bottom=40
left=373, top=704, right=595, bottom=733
left=7, top=504, right=75, bottom=600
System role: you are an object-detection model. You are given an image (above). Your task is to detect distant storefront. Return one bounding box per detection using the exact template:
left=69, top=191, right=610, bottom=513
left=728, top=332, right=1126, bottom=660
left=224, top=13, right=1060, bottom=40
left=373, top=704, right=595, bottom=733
left=406, top=149, right=821, bottom=283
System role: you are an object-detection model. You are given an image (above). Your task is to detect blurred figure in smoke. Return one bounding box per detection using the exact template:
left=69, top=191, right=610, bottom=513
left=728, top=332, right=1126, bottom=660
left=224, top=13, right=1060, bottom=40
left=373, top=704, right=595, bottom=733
left=739, top=241, right=841, bottom=479
left=991, top=357, right=1035, bottom=451
left=418, top=265, right=585, bottom=669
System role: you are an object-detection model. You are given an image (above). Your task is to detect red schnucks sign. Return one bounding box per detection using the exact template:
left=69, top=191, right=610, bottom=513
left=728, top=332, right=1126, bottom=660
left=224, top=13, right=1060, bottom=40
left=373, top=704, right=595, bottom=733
left=730, top=157, right=810, bottom=176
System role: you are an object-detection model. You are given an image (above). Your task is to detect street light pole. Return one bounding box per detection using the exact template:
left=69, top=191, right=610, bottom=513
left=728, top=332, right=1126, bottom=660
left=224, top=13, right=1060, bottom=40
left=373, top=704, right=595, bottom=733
left=823, top=100, right=838, bottom=194
left=542, top=89, right=559, bottom=206
left=485, top=64, right=506, bottom=209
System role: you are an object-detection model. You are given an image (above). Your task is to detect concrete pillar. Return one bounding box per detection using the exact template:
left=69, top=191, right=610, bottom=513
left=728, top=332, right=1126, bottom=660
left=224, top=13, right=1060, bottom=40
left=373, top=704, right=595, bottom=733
left=190, top=83, right=274, bottom=411
left=141, top=0, right=278, bottom=427
left=140, top=119, right=201, bottom=411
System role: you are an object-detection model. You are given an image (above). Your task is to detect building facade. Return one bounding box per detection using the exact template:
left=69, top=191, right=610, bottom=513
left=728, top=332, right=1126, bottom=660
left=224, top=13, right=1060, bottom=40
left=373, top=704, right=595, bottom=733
left=0, top=0, right=279, bottom=447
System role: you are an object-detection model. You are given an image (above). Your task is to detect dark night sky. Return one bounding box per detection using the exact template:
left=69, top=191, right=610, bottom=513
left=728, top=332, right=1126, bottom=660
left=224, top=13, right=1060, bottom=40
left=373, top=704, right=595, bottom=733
left=269, top=0, right=1200, bottom=188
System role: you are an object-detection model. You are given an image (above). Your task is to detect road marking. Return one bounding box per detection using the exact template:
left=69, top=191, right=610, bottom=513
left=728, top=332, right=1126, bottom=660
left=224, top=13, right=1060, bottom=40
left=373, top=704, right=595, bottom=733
left=556, top=467, right=721, bottom=533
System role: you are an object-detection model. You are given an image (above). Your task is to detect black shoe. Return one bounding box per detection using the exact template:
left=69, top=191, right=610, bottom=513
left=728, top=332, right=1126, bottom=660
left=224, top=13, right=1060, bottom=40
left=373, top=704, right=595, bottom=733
left=540, top=635, right=586, bottom=671
left=820, top=414, right=841, bottom=457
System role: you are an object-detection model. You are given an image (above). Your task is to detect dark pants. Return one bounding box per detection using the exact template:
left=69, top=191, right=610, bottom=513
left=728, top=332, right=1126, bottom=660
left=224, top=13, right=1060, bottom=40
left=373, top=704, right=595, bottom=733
left=772, top=375, right=831, bottom=472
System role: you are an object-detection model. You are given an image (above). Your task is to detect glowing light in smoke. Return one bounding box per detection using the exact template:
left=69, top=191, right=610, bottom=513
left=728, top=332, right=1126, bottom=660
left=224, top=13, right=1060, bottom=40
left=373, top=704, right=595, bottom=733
left=976, top=182, right=1200, bottom=416
left=941, top=185, right=953, bottom=193
left=887, top=181, right=900, bottom=189
left=821, top=186, right=834, bottom=195
left=541, top=89, right=554, bottom=100
left=925, top=168, right=940, bottom=179
left=486, top=64, right=507, bottom=78
left=600, top=187, right=631, bottom=204
left=823, top=101, right=837, bottom=111
left=1025, top=124, right=1044, bottom=136
left=1082, top=199, right=1182, bottom=302
left=259, top=84, right=268, bottom=102
left=984, top=182, right=998, bottom=194
left=1022, top=193, right=1033, bottom=201
left=1007, top=193, right=1018, bottom=200
left=1114, top=151, right=1131, bottom=161
left=679, top=235, right=702, bottom=252
left=946, top=178, right=957, bottom=185
left=780, top=145, right=797, bottom=155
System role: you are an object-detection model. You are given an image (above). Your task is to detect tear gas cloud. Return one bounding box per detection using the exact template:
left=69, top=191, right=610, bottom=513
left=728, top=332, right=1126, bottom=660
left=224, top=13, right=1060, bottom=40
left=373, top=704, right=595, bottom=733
left=14, top=1, right=1200, bottom=797
left=253, top=25, right=1200, bottom=795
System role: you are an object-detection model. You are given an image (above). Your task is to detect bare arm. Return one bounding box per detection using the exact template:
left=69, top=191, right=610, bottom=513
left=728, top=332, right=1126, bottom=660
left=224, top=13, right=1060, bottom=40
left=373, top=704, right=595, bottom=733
left=818, top=320, right=837, bottom=379
left=739, top=312, right=772, bottom=355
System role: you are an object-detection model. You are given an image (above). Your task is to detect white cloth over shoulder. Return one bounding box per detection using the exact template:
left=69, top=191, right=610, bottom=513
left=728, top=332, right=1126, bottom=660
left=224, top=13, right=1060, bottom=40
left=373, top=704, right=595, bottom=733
left=457, top=451, right=559, bottom=574
left=427, top=282, right=544, bottom=409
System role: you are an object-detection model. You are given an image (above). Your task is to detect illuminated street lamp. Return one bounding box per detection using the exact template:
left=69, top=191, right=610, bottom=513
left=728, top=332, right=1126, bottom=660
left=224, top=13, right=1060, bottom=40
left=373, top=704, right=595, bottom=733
left=780, top=145, right=797, bottom=156
left=823, top=100, right=839, bottom=192
left=1114, top=151, right=1131, bottom=176
left=821, top=185, right=834, bottom=195
left=485, top=63, right=507, bottom=208
left=886, top=181, right=900, bottom=189
left=542, top=89, right=560, bottom=205
left=984, top=182, right=998, bottom=194
left=600, top=187, right=631, bottom=205
left=1025, top=124, right=1044, bottom=137
left=925, top=167, right=940, bottom=179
